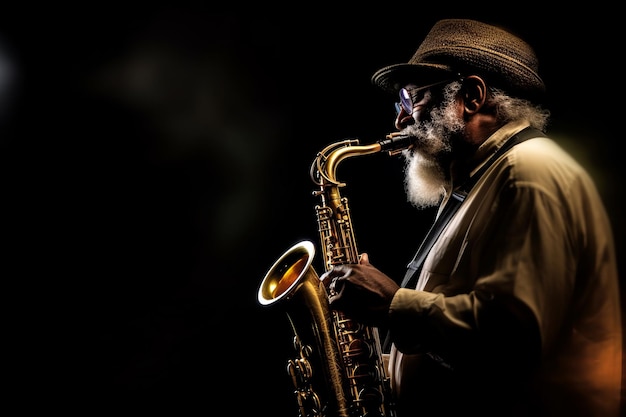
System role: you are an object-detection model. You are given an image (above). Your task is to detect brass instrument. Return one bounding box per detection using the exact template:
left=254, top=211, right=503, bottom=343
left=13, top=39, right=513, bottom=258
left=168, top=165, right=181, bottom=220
left=257, top=133, right=413, bottom=417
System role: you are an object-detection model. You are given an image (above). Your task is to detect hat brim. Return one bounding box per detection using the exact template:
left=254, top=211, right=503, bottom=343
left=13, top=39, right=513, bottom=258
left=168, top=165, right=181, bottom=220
left=372, top=62, right=456, bottom=94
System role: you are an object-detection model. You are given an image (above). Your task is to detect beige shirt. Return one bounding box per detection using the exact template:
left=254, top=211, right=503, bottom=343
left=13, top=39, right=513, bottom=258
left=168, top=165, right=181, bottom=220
left=387, top=121, right=622, bottom=417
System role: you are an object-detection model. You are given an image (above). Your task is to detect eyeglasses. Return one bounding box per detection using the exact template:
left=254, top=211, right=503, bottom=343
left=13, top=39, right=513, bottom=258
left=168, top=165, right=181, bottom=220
left=395, top=79, right=454, bottom=115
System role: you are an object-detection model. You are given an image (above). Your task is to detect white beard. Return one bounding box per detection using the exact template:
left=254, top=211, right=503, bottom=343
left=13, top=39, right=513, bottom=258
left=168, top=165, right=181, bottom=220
left=401, top=82, right=465, bottom=209
left=403, top=150, right=447, bottom=208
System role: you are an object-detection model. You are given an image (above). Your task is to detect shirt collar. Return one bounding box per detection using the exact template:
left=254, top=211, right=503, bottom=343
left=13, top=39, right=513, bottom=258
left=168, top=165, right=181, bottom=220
left=449, top=120, right=531, bottom=190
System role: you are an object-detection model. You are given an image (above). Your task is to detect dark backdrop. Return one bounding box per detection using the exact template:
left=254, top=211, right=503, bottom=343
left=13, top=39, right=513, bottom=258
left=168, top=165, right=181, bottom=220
left=2, top=7, right=623, bottom=416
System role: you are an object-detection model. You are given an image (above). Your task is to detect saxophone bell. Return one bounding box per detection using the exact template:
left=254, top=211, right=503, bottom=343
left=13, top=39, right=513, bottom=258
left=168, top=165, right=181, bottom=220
left=258, top=240, right=351, bottom=417
left=257, top=240, right=316, bottom=306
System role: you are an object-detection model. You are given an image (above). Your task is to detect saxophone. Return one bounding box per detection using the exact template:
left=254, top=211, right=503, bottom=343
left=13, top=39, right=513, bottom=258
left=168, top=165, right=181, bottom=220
left=257, top=133, right=413, bottom=417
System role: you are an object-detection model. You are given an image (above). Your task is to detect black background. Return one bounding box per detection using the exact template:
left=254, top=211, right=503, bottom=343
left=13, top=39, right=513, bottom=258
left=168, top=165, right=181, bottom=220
left=2, top=7, right=623, bottom=415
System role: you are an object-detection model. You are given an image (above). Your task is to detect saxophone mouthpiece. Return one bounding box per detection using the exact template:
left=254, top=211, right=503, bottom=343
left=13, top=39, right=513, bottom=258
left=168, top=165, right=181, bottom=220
left=378, top=133, right=415, bottom=155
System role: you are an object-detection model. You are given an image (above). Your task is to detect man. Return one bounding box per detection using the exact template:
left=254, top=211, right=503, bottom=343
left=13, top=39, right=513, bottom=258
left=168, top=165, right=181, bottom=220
left=321, top=19, right=622, bottom=417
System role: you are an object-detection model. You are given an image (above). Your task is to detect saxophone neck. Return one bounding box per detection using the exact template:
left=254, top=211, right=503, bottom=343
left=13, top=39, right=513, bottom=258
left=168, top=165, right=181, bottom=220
left=311, top=133, right=415, bottom=185
left=311, top=140, right=380, bottom=185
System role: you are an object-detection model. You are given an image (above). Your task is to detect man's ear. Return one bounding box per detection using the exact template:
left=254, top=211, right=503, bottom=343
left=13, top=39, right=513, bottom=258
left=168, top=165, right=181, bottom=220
left=462, top=75, right=487, bottom=114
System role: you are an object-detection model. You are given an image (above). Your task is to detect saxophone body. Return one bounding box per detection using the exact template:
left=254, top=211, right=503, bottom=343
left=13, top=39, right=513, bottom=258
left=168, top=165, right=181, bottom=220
left=258, top=133, right=412, bottom=417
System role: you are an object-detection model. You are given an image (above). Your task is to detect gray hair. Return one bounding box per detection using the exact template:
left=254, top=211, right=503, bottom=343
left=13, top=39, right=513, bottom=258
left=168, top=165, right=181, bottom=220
left=488, top=87, right=550, bottom=132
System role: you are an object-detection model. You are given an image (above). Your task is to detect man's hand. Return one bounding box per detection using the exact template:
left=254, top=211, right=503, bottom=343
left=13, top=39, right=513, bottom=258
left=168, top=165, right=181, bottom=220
left=320, top=253, right=400, bottom=326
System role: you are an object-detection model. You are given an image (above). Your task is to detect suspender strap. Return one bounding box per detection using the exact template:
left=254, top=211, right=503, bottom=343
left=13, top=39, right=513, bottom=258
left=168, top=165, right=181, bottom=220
left=400, top=126, right=543, bottom=289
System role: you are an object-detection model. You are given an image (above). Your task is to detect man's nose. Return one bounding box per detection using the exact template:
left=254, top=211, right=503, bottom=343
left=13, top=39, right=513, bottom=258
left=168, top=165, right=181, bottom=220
left=395, top=106, right=415, bottom=130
